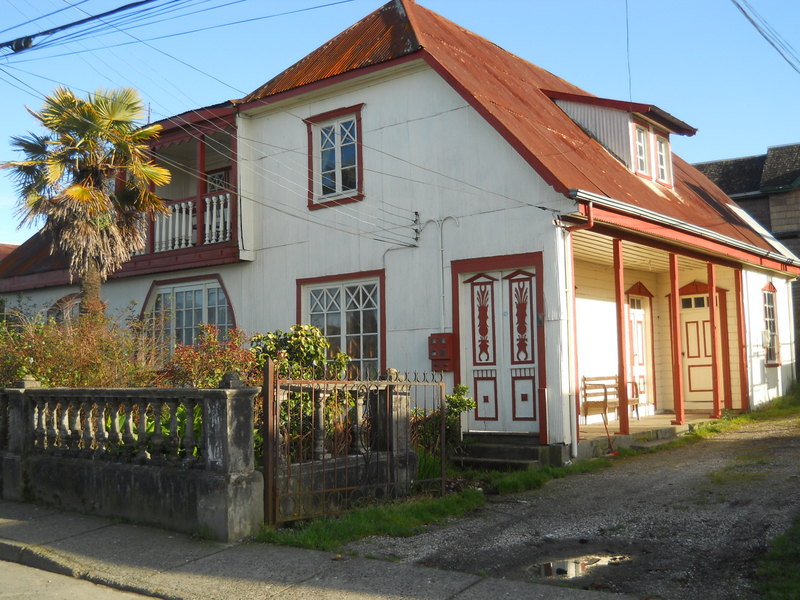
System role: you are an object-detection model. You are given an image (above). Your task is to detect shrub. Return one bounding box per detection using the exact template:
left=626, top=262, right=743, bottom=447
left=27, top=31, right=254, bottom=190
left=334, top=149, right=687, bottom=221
left=250, top=324, right=349, bottom=379
left=0, top=309, right=165, bottom=388
left=412, top=384, right=475, bottom=456
left=160, top=324, right=257, bottom=388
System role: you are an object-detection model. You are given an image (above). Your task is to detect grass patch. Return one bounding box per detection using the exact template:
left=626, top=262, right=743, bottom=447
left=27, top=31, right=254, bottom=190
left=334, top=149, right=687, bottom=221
left=256, top=488, right=485, bottom=551
left=757, top=512, right=800, bottom=599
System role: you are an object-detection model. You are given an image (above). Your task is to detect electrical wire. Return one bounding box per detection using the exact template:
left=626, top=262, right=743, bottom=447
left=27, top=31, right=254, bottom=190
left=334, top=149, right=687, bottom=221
left=730, top=0, right=800, bottom=75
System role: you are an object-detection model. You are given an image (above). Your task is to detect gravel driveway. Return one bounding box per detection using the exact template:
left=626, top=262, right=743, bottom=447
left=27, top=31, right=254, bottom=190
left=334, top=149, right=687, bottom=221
left=346, top=417, right=800, bottom=599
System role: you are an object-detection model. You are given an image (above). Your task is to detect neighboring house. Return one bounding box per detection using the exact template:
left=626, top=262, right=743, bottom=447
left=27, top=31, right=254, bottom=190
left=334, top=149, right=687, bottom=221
left=695, top=144, right=800, bottom=367
left=1, top=0, right=798, bottom=455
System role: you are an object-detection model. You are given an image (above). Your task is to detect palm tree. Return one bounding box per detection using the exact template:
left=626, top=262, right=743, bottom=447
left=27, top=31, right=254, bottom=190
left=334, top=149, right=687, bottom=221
left=2, top=87, right=170, bottom=315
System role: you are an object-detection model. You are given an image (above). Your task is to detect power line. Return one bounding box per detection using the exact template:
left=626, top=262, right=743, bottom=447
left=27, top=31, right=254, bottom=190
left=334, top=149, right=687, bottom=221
left=730, top=0, right=800, bottom=75
left=0, top=0, right=92, bottom=36
left=0, top=0, right=168, bottom=54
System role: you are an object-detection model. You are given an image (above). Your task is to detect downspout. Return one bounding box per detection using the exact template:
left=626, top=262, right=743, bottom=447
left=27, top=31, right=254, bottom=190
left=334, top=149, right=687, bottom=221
left=564, top=201, right=594, bottom=233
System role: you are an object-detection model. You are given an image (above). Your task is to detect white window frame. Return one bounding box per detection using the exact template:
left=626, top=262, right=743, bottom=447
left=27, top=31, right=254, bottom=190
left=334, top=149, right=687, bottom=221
left=305, top=278, right=380, bottom=379
left=634, top=124, right=650, bottom=177
left=655, top=134, right=672, bottom=184
left=306, top=104, right=364, bottom=209
left=147, top=279, right=233, bottom=348
left=763, top=286, right=779, bottom=366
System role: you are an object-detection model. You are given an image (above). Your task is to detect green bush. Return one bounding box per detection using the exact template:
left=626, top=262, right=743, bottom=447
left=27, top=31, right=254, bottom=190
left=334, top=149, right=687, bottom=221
left=412, top=384, right=475, bottom=456
left=250, top=324, right=349, bottom=379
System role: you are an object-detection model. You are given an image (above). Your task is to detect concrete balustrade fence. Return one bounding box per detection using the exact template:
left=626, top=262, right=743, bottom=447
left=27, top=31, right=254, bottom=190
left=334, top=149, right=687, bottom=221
left=0, top=375, right=263, bottom=542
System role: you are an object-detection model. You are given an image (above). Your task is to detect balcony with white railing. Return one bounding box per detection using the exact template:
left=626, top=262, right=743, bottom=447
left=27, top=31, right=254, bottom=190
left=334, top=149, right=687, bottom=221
left=150, top=191, right=233, bottom=254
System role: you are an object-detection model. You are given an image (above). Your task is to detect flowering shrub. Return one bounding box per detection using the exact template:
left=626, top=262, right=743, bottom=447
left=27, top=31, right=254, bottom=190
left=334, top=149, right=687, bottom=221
left=160, top=324, right=257, bottom=388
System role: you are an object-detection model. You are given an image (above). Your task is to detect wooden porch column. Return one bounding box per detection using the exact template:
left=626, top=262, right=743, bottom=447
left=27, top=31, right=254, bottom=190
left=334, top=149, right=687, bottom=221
left=708, top=263, right=723, bottom=418
left=670, top=253, right=686, bottom=425
left=613, top=239, right=630, bottom=435
left=196, top=134, right=206, bottom=246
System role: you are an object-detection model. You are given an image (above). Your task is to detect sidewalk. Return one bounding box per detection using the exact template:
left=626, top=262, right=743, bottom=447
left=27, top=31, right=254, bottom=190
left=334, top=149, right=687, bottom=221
left=0, top=499, right=637, bottom=600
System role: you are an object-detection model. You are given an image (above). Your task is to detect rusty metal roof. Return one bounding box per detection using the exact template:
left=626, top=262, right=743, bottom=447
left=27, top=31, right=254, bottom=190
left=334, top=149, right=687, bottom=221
left=237, top=0, right=779, bottom=257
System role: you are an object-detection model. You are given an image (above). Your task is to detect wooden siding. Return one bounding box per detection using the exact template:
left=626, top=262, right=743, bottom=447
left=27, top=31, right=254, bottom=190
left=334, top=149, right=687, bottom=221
left=555, top=99, right=632, bottom=169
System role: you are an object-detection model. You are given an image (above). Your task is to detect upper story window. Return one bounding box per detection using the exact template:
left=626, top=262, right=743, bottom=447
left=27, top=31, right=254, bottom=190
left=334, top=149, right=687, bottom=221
left=631, top=121, right=672, bottom=186
left=306, top=104, right=364, bottom=210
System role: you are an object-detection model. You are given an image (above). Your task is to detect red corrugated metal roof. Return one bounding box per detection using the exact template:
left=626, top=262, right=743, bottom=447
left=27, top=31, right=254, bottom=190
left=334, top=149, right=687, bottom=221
left=0, top=244, right=18, bottom=262
left=238, top=0, right=780, bottom=257
left=0, top=231, right=67, bottom=279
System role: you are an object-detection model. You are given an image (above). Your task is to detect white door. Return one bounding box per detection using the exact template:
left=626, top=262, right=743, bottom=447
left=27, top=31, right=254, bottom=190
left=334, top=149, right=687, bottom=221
left=462, top=269, right=539, bottom=433
left=680, top=294, right=713, bottom=409
left=628, top=296, right=649, bottom=404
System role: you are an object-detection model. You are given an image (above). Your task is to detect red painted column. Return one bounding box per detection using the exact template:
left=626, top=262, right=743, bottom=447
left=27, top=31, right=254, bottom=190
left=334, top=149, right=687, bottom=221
left=196, top=135, right=206, bottom=246
left=670, top=253, right=686, bottom=425
left=613, top=239, right=630, bottom=435
left=708, top=263, right=722, bottom=418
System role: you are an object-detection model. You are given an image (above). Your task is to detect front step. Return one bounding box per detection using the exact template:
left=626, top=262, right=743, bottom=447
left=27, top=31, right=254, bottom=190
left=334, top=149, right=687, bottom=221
left=453, top=433, right=543, bottom=471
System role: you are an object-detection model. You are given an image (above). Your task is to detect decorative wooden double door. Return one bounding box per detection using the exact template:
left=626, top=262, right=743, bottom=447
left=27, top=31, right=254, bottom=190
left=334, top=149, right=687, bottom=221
left=461, top=268, right=540, bottom=433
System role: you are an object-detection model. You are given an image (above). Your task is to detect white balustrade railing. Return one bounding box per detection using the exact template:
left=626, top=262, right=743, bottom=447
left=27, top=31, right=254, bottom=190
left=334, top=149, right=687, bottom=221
left=147, top=194, right=232, bottom=254
left=204, top=192, right=232, bottom=244
left=154, top=200, right=196, bottom=252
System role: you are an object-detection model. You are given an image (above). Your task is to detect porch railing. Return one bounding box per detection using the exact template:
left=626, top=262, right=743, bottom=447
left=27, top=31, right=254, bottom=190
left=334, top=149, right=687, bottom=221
left=151, top=191, right=233, bottom=253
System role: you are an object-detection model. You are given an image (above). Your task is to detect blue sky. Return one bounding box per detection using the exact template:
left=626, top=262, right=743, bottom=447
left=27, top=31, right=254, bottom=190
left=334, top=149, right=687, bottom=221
left=0, top=0, right=798, bottom=245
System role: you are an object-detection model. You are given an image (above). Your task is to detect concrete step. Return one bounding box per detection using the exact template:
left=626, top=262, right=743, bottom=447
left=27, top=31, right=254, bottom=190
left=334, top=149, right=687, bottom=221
left=460, top=442, right=540, bottom=461
left=451, top=455, right=541, bottom=471
left=629, top=438, right=678, bottom=451
left=463, top=432, right=539, bottom=446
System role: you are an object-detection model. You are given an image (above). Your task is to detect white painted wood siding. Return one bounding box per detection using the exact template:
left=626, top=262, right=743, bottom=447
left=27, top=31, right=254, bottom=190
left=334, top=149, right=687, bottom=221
left=555, top=100, right=632, bottom=168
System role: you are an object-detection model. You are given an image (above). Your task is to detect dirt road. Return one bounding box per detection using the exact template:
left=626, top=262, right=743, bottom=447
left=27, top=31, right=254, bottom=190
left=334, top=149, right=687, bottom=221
left=347, top=417, right=800, bottom=599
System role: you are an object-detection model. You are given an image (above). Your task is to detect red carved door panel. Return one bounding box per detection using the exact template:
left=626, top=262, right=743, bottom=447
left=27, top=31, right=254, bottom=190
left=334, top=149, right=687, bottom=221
left=463, top=269, right=539, bottom=432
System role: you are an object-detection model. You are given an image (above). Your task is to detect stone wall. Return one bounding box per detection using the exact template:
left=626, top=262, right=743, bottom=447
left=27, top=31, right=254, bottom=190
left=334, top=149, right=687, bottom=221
left=0, top=377, right=263, bottom=542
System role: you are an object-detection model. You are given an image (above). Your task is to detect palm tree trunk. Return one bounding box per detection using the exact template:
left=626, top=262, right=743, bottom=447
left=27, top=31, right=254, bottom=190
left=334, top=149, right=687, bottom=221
left=79, top=261, right=104, bottom=316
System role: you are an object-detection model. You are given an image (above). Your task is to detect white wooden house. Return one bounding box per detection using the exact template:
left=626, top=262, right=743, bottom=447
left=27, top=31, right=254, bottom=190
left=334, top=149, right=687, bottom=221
left=2, top=0, right=798, bottom=454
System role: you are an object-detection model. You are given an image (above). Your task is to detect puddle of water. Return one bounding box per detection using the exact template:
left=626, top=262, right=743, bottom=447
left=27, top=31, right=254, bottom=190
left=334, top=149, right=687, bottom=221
left=527, top=555, right=631, bottom=579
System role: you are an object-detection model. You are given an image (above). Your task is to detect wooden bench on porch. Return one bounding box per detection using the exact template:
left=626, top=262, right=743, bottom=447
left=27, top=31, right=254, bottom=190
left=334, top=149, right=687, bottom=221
left=581, top=375, right=641, bottom=425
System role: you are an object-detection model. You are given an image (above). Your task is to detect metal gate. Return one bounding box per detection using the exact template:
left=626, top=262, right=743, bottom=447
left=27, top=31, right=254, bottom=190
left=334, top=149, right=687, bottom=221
left=261, top=360, right=446, bottom=526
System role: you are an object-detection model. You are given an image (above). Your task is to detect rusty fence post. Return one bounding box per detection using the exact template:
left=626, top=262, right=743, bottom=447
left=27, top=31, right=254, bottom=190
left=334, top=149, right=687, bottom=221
left=262, top=358, right=277, bottom=527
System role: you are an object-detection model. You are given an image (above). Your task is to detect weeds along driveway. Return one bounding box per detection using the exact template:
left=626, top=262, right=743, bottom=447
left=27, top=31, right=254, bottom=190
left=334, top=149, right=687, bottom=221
left=346, top=418, right=800, bottom=600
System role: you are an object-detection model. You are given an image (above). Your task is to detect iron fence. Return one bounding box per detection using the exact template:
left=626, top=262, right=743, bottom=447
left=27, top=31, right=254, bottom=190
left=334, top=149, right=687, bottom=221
left=261, top=360, right=446, bottom=525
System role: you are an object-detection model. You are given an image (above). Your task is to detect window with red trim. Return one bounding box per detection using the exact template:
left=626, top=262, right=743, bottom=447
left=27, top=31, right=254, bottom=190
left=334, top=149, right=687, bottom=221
left=631, top=121, right=672, bottom=186
left=306, top=278, right=380, bottom=378
left=306, top=105, right=364, bottom=209
left=146, top=279, right=233, bottom=347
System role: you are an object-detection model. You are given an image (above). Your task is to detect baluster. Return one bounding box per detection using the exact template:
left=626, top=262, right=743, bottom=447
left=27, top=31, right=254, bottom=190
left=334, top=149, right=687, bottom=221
left=67, top=399, right=81, bottom=454
left=108, top=399, right=122, bottom=459
left=167, top=207, right=174, bottom=250
left=223, top=193, right=231, bottom=241
left=313, top=388, right=328, bottom=460
left=181, top=397, right=197, bottom=463
left=0, top=394, right=7, bottom=450
left=150, top=399, right=165, bottom=463
left=94, top=398, right=108, bottom=457
left=80, top=398, right=94, bottom=456
left=136, top=399, right=150, bottom=463
left=34, top=396, right=46, bottom=450
left=121, top=400, right=135, bottom=460
left=350, top=387, right=365, bottom=455
left=204, top=198, right=212, bottom=244
left=189, top=201, right=195, bottom=246
left=166, top=400, right=180, bottom=461
left=57, top=398, right=70, bottom=453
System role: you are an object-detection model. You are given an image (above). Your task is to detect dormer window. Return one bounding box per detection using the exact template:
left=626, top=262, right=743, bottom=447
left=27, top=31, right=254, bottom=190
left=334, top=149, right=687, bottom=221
left=635, top=125, right=650, bottom=176
left=655, top=134, right=672, bottom=184
left=631, top=121, right=673, bottom=186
